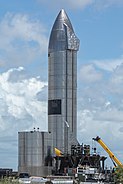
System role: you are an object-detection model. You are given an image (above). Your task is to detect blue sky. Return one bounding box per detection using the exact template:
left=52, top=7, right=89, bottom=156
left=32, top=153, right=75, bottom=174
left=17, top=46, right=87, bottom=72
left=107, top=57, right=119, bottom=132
left=0, top=0, right=123, bottom=170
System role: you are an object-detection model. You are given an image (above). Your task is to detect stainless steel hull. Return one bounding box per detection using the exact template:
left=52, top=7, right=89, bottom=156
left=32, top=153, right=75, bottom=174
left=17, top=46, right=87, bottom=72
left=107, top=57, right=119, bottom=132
left=48, top=9, right=79, bottom=154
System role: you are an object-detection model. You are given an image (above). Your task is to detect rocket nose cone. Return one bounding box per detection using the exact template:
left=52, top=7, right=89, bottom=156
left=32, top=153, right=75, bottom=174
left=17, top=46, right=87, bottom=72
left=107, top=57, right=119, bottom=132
left=52, top=9, right=73, bottom=31
left=48, top=9, right=79, bottom=52
left=48, top=9, right=73, bottom=52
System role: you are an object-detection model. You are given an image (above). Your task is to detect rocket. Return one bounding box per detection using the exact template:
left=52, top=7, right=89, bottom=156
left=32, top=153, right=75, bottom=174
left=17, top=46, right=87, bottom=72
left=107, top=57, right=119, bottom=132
left=48, top=9, right=79, bottom=154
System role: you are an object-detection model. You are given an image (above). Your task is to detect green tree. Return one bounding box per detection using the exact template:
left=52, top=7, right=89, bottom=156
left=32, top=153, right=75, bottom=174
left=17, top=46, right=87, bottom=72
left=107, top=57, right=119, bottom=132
left=114, top=166, right=123, bottom=183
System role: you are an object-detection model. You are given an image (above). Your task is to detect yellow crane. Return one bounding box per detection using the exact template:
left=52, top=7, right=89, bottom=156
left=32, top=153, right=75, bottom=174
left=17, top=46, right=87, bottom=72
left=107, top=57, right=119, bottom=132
left=93, top=136, right=123, bottom=167
left=54, top=148, right=63, bottom=156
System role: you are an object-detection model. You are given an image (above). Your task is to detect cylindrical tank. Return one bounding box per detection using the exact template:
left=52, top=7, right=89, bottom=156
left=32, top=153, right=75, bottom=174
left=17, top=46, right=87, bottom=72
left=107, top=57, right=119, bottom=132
left=18, top=131, right=50, bottom=176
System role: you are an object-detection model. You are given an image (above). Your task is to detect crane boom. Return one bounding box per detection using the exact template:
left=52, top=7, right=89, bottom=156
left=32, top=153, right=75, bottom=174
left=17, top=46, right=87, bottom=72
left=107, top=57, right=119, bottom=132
left=93, top=136, right=123, bottom=167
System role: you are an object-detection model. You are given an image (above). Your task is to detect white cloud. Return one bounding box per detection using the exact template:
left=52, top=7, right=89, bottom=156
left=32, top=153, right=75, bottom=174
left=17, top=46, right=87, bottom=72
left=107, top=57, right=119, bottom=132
left=79, top=64, right=102, bottom=83
left=93, top=108, right=123, bottom=123
left=77, top=57, right=123, bottom=166
left=93, top=57, right=123, bottom=72
left=0, top=67, right=48, bottom=134
left=0, top=13, right=48, bottom=68
left=110, top=64, right=123, bottom=84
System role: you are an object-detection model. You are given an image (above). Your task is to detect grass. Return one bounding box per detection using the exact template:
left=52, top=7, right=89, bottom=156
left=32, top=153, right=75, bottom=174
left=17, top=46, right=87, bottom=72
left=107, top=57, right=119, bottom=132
left=0, top=178, right=19, bottom=184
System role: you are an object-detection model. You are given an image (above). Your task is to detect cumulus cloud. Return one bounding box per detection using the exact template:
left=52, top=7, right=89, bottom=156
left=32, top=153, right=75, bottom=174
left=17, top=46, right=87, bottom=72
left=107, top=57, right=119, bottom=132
left=78, top=58, right=123, bottom=111
left=0, top=67, right=48, bottom=134
left=79, top=64, right=102, bottom=83
left=0, top=13, right=48, bottom=69
left=77, top=58, right=123, bottom=165
left=110, top=64, right=123, bottom=84
left=93, top=57, right=123, bottom=72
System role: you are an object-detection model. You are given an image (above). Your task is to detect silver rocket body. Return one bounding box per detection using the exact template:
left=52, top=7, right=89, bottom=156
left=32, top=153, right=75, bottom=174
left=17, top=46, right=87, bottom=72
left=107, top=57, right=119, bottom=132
left=48, top=9, right=79, bottom=154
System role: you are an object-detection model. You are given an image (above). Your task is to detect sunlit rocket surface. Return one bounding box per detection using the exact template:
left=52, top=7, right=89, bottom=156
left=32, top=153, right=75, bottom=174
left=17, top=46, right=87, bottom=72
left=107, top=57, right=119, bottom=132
left=48, top=9, right=80, bottom=154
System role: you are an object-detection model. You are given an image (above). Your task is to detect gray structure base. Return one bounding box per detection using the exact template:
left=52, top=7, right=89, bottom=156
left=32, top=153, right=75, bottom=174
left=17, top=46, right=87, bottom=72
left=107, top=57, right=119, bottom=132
left=18, top=166, right=52, bottom=177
